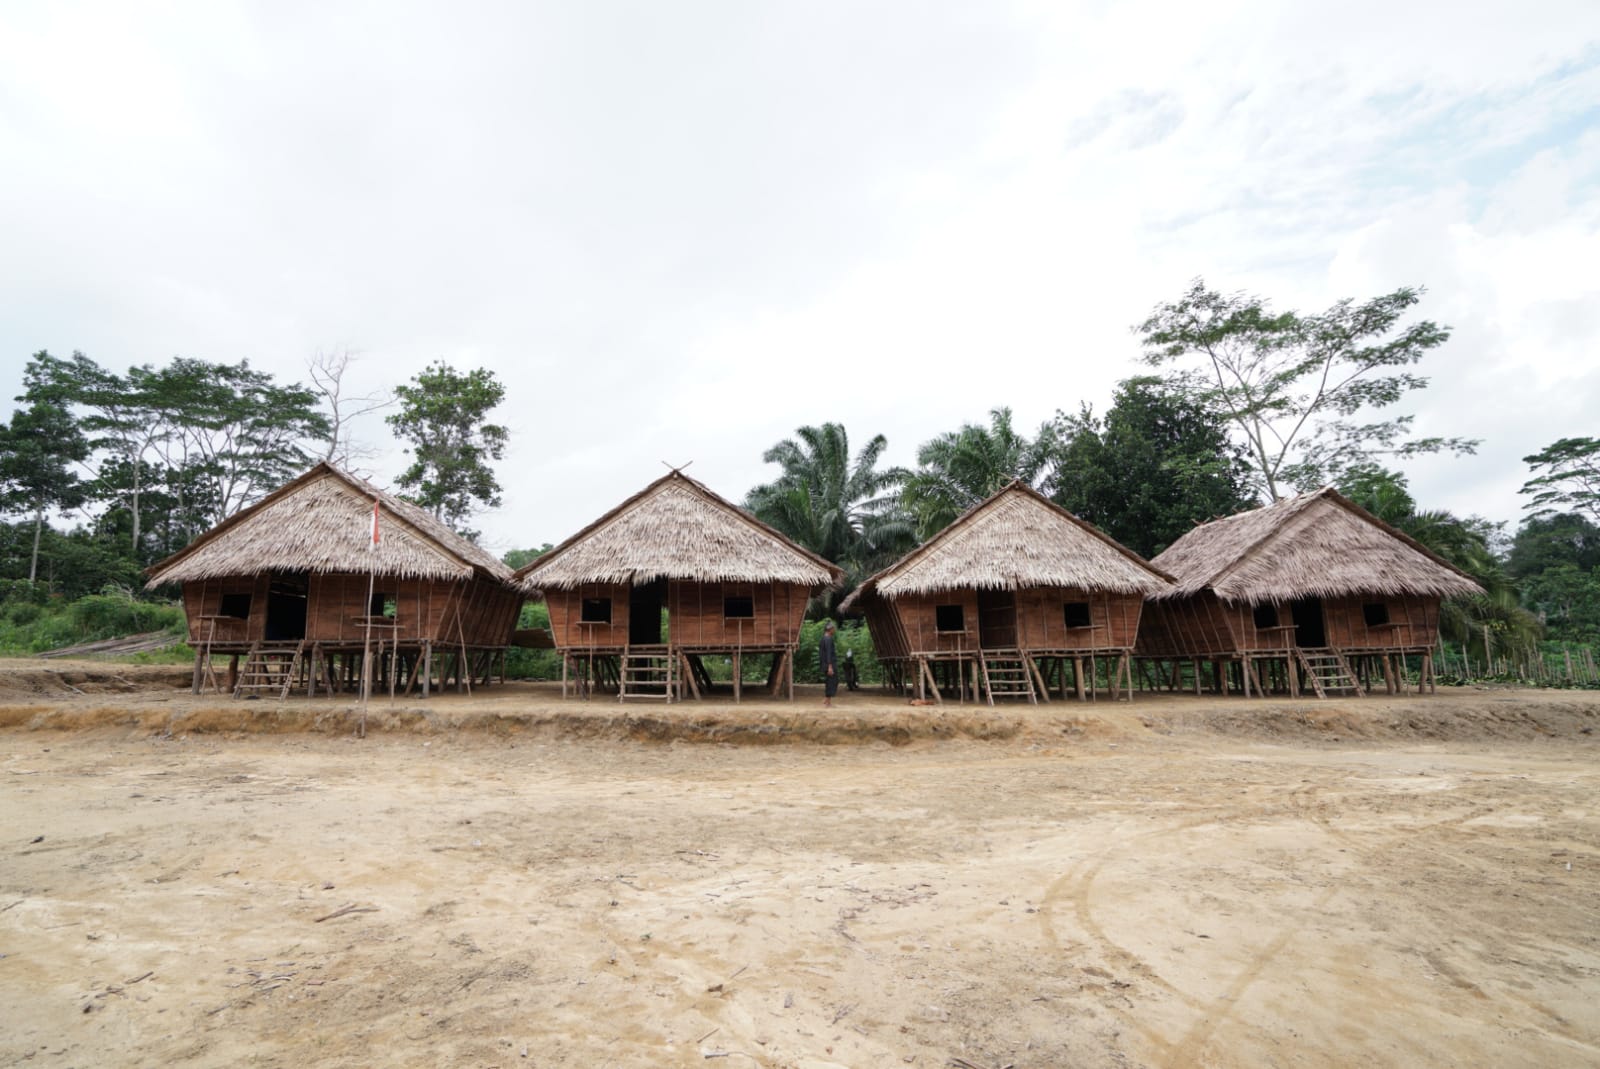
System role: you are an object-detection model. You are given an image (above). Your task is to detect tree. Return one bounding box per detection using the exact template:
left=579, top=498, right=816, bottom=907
left=901, top=408, right=1055, bottom=539
left=307, top=348, right=394, bottom=469
left=1047, top=377, right=1255, bottom=558
left=746, top=423, right=912, bottom=610
left=149, top=357, right=330, bottom=523
left=1520, top=436, right=1600, bottom=525
left=1137, top=280, right=1477, bottom=500
left=19, top=350, right=331, bottom=562
left=503, top=544, right=553, bottom=571
left=0, top=400, right=89, bottom=582
left=387, top=361, right=509, bottom=535
left=1506, top=512, right=1600, bottom=579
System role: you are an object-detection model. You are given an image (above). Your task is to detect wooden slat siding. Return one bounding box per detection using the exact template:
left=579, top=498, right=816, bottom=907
left=1137, top=594, right=1236, bottom=659
left=856, top=592, right=910, bottom=661
left=546, top=583, right=630, bottom=650
left=896, top=590, right=978, bottom=656
left=1321, top=594, right=1444, bottom=651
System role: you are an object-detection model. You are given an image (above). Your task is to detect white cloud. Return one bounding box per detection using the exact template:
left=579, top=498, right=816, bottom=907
left=1, top=0, right=1597, bottom=553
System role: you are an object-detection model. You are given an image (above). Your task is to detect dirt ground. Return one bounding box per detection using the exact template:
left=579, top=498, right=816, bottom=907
left=2, top=662, right=1598, bottom=1068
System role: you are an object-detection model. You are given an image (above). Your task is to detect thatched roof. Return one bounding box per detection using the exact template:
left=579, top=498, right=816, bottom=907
left=1150, top=487, right=1483, bottom=602
left=515, top=470, right=844, bottom=592
left=841, top=482, right=1172, bottom=610
left=145, top=462, right=514, bottom=587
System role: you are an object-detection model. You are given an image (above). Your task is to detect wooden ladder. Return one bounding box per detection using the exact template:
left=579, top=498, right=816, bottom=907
left=1294, top=648, right=1365, bottom=698
left=979, top=649, right=1037, bottom=705
left=618, top=646, right=675, bottom=702
left=234, top=642, right=305, bottom=700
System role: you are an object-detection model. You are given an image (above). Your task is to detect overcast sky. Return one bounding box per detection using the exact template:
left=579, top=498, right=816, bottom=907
left=2, top=1, right=1597, bottom=557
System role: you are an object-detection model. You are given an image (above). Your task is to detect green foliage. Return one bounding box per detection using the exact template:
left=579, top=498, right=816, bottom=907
left=503, top=544, right=553, bottom=571
left=1507, top=513, right=1600, bottom=579
left=791, top=618, right=881, bottom=684
left=1048, top=377, right=1256, bottom=558
left=503, top=600, right=564, bottom=680
left=387, top=361, right=508, bottom=535
left=0, top=587, right=184, bottom=654
left=746, top=423, right=912, bottom=613
left=1520, top=436, right=1600, bottom=525
left=16, top=349, right=330, bottom=567
left=1138, top=280, right=1477, bottom=499
left=901, top=407, right=1054, bottom=540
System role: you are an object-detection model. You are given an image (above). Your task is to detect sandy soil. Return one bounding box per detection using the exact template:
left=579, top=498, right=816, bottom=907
left=2, top=662, right=1598, bottom=1068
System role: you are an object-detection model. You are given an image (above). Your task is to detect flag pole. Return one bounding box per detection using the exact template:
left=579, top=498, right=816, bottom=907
left=360, top=498, right=381, bottom=738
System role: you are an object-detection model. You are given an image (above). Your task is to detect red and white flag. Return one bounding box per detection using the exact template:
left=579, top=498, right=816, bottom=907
left=370, top=499, right=381, bottom=548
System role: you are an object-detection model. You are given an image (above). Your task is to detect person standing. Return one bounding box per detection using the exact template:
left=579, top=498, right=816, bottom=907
left=820, top=619, right=839, bottom=708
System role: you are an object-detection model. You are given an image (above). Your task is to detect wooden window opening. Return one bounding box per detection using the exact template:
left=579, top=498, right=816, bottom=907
left=1063, top=601, right=1092, bottom=629
left=935, top=604, right=966, bottom=633
left=581, top=597, right=612, bottom=624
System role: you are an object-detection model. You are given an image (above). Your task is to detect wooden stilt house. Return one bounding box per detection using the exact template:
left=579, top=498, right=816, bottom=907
left=145, top=462, right=524, bottom=699
left=514, top=470, right=842, bottom=701
left=839, top=482, right=1172, bottom=703
left=1136, top=487, right=1483, bottom=697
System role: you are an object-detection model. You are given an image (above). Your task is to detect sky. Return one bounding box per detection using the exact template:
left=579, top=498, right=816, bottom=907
left=1, top=1, right=1597, bottom=559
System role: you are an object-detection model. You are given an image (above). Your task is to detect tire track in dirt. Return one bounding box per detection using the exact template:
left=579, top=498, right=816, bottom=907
left=1287, top=781, right=1597, bottom=1050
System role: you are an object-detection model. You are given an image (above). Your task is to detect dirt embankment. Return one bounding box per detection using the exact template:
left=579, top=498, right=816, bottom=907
left=0, top=659, right=1595, bottom=747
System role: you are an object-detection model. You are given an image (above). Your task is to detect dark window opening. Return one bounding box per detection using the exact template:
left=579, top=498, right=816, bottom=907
left=1253, top=603, right=1279, bottom=629
left=1363, top=602, right=1391, bottom=627
left=219, top=593, right=252, bottom=619
left=580, top=597, right=612, bottom=624
left=369, top=592, right=397, bottom=618
left=724, top=595, right=754, bottom=619
left=935, top=604, right=966, bottom=633
left=1063, top=601, right=1092, bottom=629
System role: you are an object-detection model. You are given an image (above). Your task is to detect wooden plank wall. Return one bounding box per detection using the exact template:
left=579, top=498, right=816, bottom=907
left=891, top=586, right=1144, bottom=655
left=891, top=590, right=981, bottom=656
left=543, top=581, right=812, bottom=650
left=1135, top=594, right=1238, bottom=658
left=544, top=582, right=633, bottom=649
left=184, top=573, right=524, bottom=646
left=1321, top=595, right=1441, bottom=650
left=665, top=581, right=808, bottom=649
left=1011, top=587, right=1143, bottom=651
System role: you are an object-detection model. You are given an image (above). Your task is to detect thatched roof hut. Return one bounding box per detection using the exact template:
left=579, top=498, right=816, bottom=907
left=845, top=481, right=1170, bottom=606
left=1149, top=487, right=1480, bottom=604
left=146, top=462, right=512, bottom=587
left=517, top=470, right=840, bottom=593
left=516, top=471, right=841, bottom=701
left=147, top=462, right=522, bottom=698
left=1139, top=487, right=1483, bottom=697
left=843, top=482, right=1171, bottom=702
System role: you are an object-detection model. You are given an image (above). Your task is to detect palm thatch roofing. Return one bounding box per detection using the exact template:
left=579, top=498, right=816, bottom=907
left=841, top=481, right=1172, bottom=610
left=515, top=470, right=843, bottom=593
left=1150, top=487, right=1482, bottom=603
left=145, top=462, right=514, bottom=587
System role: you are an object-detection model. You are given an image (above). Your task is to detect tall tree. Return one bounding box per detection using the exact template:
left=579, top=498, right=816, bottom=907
left=901, top=408, right=1054, bottom=539
left=306, top=347, right=393, bottom=469
left=1137, top=280, right=1477, bottom=500
left=19, top=350, right=330, bottom=561
left=1506, top=512, right=1600, bottom=580
left=1047, top=376, right=1255, bottom=558
left=149, top=357, right=330, bottom=523
left=1520, top=436, right=1600, bottom=525
left=746, top=423, right=912, bottom=608
left=387, top=361, right=509, bottom=535
left=0, top=400, right=89, bottom=582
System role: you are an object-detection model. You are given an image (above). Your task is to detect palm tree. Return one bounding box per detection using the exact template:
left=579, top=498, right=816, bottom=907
left=901, top=407, right=1056, bottom=539
left=746, top=423, right=913, bottom=613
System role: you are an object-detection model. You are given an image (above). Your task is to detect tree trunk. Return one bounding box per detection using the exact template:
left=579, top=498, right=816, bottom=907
left=29, top=507, right=43, bottom=584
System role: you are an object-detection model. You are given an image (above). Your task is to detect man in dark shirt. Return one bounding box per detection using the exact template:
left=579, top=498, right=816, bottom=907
left=820, top=619, right=838, bottom=707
